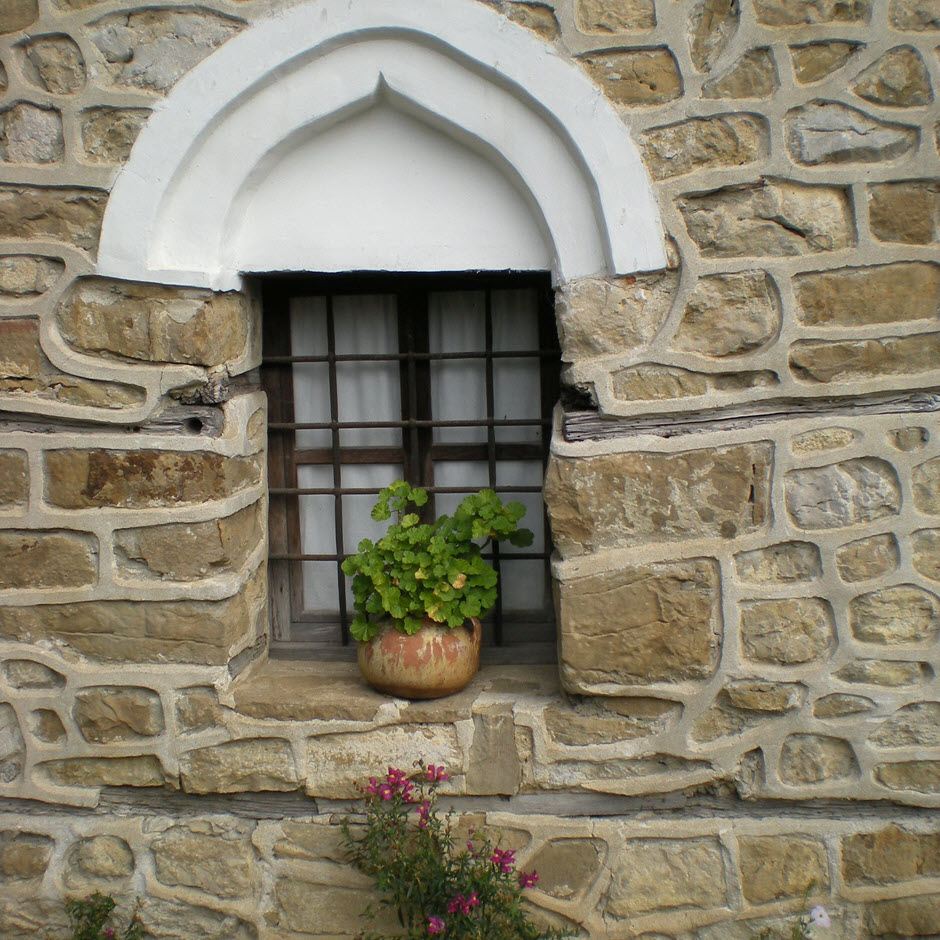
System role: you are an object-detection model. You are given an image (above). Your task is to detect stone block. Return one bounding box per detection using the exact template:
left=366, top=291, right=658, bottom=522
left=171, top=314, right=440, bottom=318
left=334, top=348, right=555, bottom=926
left=0, top=255, right=63, bottom=296
left=180, top=738, right=298, bottom=794
left=689, top=0, right=739, bottom=72
left=0, top=186, right=106, bottom=252
left=793, top=333, right=940, bottom=383
left=74, top=686, right=164, bottom=743
left=724, top=681, right=805, bottom=713
left=868, top=894, right=940, bottom=937
left=702, top=48, right=777, bottom=99
left=467, top=704, right=520, bottom=795
left=612, top=364, right=777, bottom=401
left=0, top=704, right=24, bottom=783
left=275, top=876, right=397, bottom=937
left=526, top=838, right=605, bottom=900
left=576, top=0, right=655, bottom=33
left=843, top=825, right=940, bottom=886
left=643, top=114, right=767, bottom=181
left=876, top=761, right=940, bottom=793
left=795, top=262, right=940, bottom=326
left=836, top=534, right=900, bottom=582
left=890, top=427, right=930, bottom=452
left=138, top=897, right=256, bottom=940
left=87, top=9, right=245, bottom=94
left=0, top=0, right=38, bottom=34
left=544, top=696, right=679, bottom=745
left=785, top=458, right=900, bottom=530
left=740, top=598, right=835, bottom=664
left=176, top=686, right=224, bottom=732
left=691, top=703, right=754, bottom=743
left=2, top=659, right=64, bottom=689
left=0, top=832, right=52, bottom=881
left=913, top=529, right=940, bottom=582
left=813, top=693, right=875, bottom=718
left=556, top=270, right=678, bottom=360
left=57, top=278, right=253, bottom=367
left=273, top=822, right=346, bottom=863
left=31, top=709, right=66, bottom=742
left=836, top=660, right=931, bottom=687
left=672, top=271, right=779, bottom=356
left=779, top=734, right=858, bottom=785
left=607, top=838, right=727, bottom=917
left=790, top=41, right=860, bottom=84
left=64, top=835, right=134, bottom=886
left=504, top=3, right=559, bottom=41
left=0, top=529, right=97, bottom=589
left=889, top=0, right=940, bottom=29
left=679, top=180, right=853, bottom=257
left=791, top=427, right=859, bottom=454
left=0, top=318, right=41, bottom=378
left=44, top=449, right=262, bottom=509
left=869, top=182, right=939, bottom=245
left=786, top=101, right=918, bottom=166
left=914, top=458, right=940, bottom=515
left=854, top=47, right=932, bottom=107
left=557, top=559, right=721, bottom=688
left=153, top=820, right=253, bottom=898
left=545, top=443, right=772, bottom=556
left=233, top=672, right=384, bottom=722
left=755, top=0, right=871, bottom=25
left=850, top=585, right=940, bottom=645
left=738, top=836, right=829, bottom=903
left=579, top=48, right=682, bottom=106
left=0, top=450, right=28, bottom=507
left=734, top=541, right=821, bottom=583
left=871, top=702, right=940, bottom=748
left=80, top=107, right=149, bottom=164
left=41, top=755, right=170, bottom=788
left=0, top=103, right=63, bottom=164
left=20, top=35, right=85, bottom=94
left=115, top=502, right=262, bottom=581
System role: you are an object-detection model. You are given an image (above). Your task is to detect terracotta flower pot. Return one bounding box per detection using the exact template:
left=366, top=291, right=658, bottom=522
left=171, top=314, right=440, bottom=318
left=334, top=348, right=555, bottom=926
left=357, top=617, right=482, bottom=699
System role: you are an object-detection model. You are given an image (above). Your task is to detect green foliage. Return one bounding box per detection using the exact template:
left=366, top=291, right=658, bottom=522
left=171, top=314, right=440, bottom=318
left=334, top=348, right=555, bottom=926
left=341, top=480, right=533, bottom=642
left=342, top=764, right=573, bottom=940
left=65, top=893, right=143, bottom=940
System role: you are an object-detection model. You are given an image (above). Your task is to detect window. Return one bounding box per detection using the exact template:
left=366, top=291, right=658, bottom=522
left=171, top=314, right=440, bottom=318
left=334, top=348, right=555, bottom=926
left=261, top=273, right=560, bottom=662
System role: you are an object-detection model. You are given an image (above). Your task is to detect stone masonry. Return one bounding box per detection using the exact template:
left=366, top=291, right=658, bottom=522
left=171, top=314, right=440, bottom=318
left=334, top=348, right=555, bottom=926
left=0, top=0, right=938, bottom=937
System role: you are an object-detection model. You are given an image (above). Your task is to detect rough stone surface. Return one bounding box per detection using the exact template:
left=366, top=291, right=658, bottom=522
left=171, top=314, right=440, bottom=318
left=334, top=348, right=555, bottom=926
left=876, top=761, right=940, bottom=794
left=791, top=333, right=940, bottom=383
left=73, top=686, right=164, bottom=743
left=3, top=659, right=64, bottom=689
left=558, top=559, right=720, bottom=687
left=889, top=0, right=940, bottom=30
left=890, top=426, right=930, bottom=451
left=850, top=585, right=940, bottom=645
left=138, top=897, right=256, bottom=940
left=65, top=835, right=134, bottom=885
left=869, top=182, right=939, bottom=245
left=545, top=696, right=679, bottom=745
left=779, top=734, right=858, bottom=785
left=724, top=681, right=806, bottom=713
left=786, top=101, right=918, bottom=166
left=80, top=107, right=149, bottom=164
left=41, top=755, right=170, bottom=788
left=232, top=672, right=385, bottom=722
left=579, top=48, right=682, bottom=106
left=0, top=704, right=24, bottom=783
left=0, top=0, right=39, bottom=35
left=784, top=458, right=900, bottom=530
left=0, top=451, right=28, bottom=507
left=0, top=255, right=63, bottom=296
left=152, top=820, right=253, bottom=898
left=689, top=0, right=738, bottom=72
left=31, top=708, right=66, bottom=742
left=607, top=838, right=727, bottom=916
left=790, top=41, right=860, bottom=83
left=868, top=894, right=940, bottom=937
left=846, top=827, right=940, bottom=887
left=740, top=598, right=835, bottom=664
left=0, top=831, right=52, bottom=881
left=467, top=704, right=521, bottom=795
left=58, top=278, right=253, bottom=366
left=275, top=877, right=394, bottom=938
left=813, top=693, right=875, bottom=717
left=791, top=427, right=859, bottom=454
left=545, top=443, right=772, bottom=555
left=853, top=47, right=932, bottom=107
left=679, top=180, right=853, bottom=257
left=557, top=270, right=678, bottom=360
left=0, top=186, right=106, bottom=251
left=754, top=0, right=872, bottom=25
left=612, top=364, right=777, bottom=401
left=734, top=541, right=821, bottom=583
left=914, top=458, right=940, bottom=515
left=643, top=114, right=766, bottom=181
left=44, top=450, right=262, bottom=509
left=87, top=9, right=245, bottom=94
left=912, top=529, right=940, bottom=582
left=795, top=262, right=940, bottom=326
left=181, top=739, right=297, bottom=794
left=20, top=34, right=85, bottom=94
left=115, top=502, right=262, bottom=581
left=836, top=534, right=900, bottom=583
left=503, top=3, right=559, bottom=40
left=738, top=836, right=829, bottom=903
left=0, top=530, right=97, bottom=589
left=176, top=686, right=224, bottom=732
left=702, top=48, right=777, bottom=99
left=576, top=0, right=655, bottom=33
left=671, top=271, right=779, bottom=356
left=871, top=702, right=940, bottom=748
left=527, top=839, right=605, bottom=900
left=0, top=103, right=64, bottom=164
left=836, top=659, right=932, bottom=687
left=0, top=318, right=42, bottom=378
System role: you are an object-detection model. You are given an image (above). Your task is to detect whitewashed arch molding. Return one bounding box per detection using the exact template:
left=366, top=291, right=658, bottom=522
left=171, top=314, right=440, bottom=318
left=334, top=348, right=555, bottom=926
left=97, top=0, right=667, bottom=290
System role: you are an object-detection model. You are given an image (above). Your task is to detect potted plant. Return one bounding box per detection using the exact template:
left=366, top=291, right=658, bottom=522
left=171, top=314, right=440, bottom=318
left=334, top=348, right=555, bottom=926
left=341, top=480, right=533, bottom=698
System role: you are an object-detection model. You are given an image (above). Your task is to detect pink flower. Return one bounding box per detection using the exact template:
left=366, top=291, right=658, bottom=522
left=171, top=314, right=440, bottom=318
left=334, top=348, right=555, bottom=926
left=378, top=783, right=394, bottom=801
left=364, top=776, right=379, bottom=795
left=416, top=800, right=431, bottom=829
left=104, top=930, right=115, bottom=939
left=427, top=915, right=445, bottom=934
left=518, top=869, right=539, bottom=888
left=426, top=764, right=449, bottom=782
left=490, top=848, right=516, bottom=873
left=446, top=893, right=480, bottom=915
left=809, top=906, right=831, bottom=929
left=387, top=766, right=408, bottom=787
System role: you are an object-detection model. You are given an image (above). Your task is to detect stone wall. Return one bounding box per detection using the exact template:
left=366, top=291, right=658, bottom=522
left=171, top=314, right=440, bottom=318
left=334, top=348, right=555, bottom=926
left=0, top=0, right=938, bottom=936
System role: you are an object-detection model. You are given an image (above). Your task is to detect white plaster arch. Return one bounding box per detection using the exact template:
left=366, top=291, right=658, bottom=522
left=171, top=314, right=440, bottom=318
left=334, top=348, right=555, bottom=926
left=97, top=0, right=667, bottom=290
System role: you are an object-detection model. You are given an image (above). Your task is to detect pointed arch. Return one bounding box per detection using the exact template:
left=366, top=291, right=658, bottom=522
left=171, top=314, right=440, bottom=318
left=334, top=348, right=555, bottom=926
left=96, top=0, right=666, bottom=290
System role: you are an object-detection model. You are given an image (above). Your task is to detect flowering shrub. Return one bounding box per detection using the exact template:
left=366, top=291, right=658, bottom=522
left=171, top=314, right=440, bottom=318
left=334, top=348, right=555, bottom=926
left=65, top=893, right=142, bottom=940
left=342, top=763, right=573, bottom=939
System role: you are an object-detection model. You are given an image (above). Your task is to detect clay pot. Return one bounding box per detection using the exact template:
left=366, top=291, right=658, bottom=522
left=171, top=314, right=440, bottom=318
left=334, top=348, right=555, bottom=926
left=357, top=617, right=482, bottom=699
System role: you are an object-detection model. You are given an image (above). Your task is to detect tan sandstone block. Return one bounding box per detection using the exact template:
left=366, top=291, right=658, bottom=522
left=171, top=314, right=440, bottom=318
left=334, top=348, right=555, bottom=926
left=558, top=559, right=720, bottom=688
left=0, top=451, right=28, bottom=508
left=836, top=534, right=900, bottom=583
left=889, top=0, right=940, bottom=30
left=20, top=35, right=85, bottom=95
left=526, top=838, right=606, bottom=900
left=31, top=709, right=67, bottom=742
left=180, top=739, right=298, bottom=794
left=44, top=449, right=262, bottom=509
left=275, top=876, right=398, bottom=937
left=579, top=48, right=682, bottom=106
left=175, top=686, right=225, bottom=733
left=0, top=832, right=52, bottom=881
left=2, top=659, right=64, bottom=688
left=0, top=255, right=63, bottom=296
left=836, top=660, right=932, bottom=687
left=41, top=755, right=171, bottom=788
left=850, top=585, right=940, bottom=645
left=80, top=108, right=149, bottom=164
left=740, top=598, right=835, bottom=664
left=724, top=681, right=806, bottom=713
left=612, top=364, right=777, bottom=401
left=790, top=427, right=859, bottom=454
left=790, top=41, right=860, bottom=83
left=0, top=0, right=39, bottom=34
left=702, top=48, right=778, bottom=99
left=545, top=443, right=772, bottom=556
left=0, top=319, right=42, bottom=378
left=913, top=529, right=940, bottom=582
left=576, top=0, right=654, bottom=32
left=64, top=835, right=134, bottom=887
left=739, top=836, right=829, bottom=903
left=875, top=761, right=940, bottom=793
left=0, top=704, right=24, bottom=783
left=504, top=3, right=560, bottom=40
left=868, top=895, right=940, bottom=937
left=233, top=672, right=385, bottom=722
left=544, top=697, right=680, bottom=745
left=791, top=334, right=940, bottom=383
left=74, top=686, right=164, bottom=743
left=854, top=47, right=932, bottom=107
left=814, top=693, right=875, bottom=718
left=779, top=734, right=858, bottom=785
left=0, top=530, right=97, bottom=589
left=734, top=541, right=821, bottom=583
left=689, top=0, right=739, bottom=72
left=0, top=102, right=63, bottom=165
left=138, top=897, right=255, bottom=940
left=843, top=825, right=940, bottom=886
left=914, top=458, right=940, bottom=515
left=755, top=0, right=871, bottom=25
left=871, top=702, right=940, bottom=748
left=467, top=704, right=520, bottom=795
left=0, top=186, right=106, bottom=252
left=869, top=182, right=939, bottom=245
left=152, top=820, right=253, bottom=898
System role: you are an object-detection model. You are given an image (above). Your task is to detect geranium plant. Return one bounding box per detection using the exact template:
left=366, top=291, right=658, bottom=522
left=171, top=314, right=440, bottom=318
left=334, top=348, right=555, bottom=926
left=341, top=480, right=533, bottom=642
left=342, top=763, right=572, bottom=939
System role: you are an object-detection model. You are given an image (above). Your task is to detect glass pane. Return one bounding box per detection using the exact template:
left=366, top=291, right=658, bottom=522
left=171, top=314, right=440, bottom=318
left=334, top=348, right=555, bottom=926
left=492, top=289, right=542, bottom=444
left=495, top=459, right=545, bottom=552
left=297, top=465, right=338, bottom=611
left=299, top=562, right=338, bottom=614
left=432, top=460, right=490, bottom=518
left=290, top=297, right=331, bottom=448
left=429, top=291, right=486, bottom=444
left=498, top=558, right=547, bottom=613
